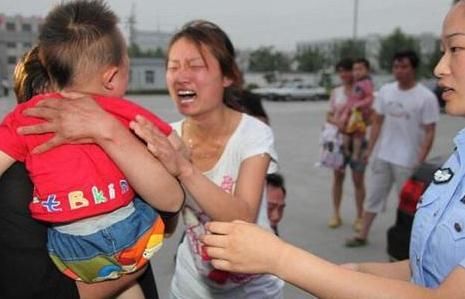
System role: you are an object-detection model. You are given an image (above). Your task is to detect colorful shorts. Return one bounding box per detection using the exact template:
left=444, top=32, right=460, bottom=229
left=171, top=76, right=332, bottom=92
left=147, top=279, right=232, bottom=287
left=47, top=198, right=164, bottom=283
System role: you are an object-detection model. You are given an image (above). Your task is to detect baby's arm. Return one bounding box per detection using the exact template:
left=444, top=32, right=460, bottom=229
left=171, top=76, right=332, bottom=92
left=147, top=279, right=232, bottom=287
left=18, top=95, right=184, bottom=213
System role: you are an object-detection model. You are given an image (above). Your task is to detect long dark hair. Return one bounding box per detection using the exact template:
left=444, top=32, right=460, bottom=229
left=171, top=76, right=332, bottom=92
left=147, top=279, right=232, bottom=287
left=13, top=46, right=50, bottom=103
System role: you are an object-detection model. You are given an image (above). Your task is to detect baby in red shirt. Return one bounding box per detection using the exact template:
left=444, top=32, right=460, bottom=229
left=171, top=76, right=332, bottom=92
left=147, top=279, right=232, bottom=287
left=0, top=1, right=183, bottom=298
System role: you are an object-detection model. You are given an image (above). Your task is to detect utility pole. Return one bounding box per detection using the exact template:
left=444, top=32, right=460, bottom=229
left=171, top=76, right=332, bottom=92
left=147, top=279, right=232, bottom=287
left=353, top=0, right=359, bottom=41
left=127, top=3, right=136, bottom=46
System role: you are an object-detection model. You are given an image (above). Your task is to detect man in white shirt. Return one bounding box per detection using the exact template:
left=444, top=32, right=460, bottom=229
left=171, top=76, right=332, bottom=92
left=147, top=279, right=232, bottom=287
left=346, top=50, right=440, bottom=247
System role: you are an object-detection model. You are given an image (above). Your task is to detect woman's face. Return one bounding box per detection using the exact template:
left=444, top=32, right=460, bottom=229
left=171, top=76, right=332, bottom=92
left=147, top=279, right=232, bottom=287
left=337, top=68, right=353, bottom=86
left=166, top=37, right=232, bottom=117
left=435, top=3, right=465, bottom=116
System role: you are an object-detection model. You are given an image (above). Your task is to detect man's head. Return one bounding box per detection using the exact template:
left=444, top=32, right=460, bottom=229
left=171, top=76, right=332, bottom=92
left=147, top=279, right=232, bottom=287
left=392, top=50, right=419, bottom=88
left=266, top=173, right=286, bottom=228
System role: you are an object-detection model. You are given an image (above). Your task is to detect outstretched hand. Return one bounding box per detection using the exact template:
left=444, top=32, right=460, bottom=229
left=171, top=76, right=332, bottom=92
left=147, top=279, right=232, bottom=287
left=201, top=220, right=286, bottom=275
left=17, top=91, right=113, bottom=153
left=130, top=115, right=190, bottom=177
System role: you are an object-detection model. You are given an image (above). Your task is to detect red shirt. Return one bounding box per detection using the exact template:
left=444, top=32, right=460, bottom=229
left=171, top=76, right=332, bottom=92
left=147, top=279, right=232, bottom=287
left=0, top=93, right=172, bottom=223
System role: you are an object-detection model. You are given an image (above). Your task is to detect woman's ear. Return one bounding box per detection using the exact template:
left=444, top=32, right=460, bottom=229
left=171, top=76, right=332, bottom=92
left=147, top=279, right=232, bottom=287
left=223, top=76, right=233, bottom=88
left=102, top=66, right=119, bottom=91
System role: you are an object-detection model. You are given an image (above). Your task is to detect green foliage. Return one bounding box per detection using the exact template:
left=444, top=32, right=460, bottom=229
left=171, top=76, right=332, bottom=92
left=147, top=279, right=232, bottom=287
left=248, top=46, right=290, bottom=72
left=295, top=46, right=327, bottom=72
left=128, top=43, right=142, bottom=57
left=128, top=43, right=165, bottom=58
left=319, top=72, right=333, bottom=94
left=422, top=39, right=442, bottom=78
left=378, top=28, right=420, bottom=72
left=332, top=39, right=366, bottom=63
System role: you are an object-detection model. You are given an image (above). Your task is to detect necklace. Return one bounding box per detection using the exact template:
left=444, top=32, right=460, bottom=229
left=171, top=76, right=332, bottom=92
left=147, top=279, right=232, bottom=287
left=183, top=113, right=236, bottom=162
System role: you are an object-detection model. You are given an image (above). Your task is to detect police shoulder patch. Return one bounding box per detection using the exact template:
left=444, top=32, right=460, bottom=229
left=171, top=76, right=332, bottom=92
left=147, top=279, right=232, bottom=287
left=433, top=168, right=454, bottom=184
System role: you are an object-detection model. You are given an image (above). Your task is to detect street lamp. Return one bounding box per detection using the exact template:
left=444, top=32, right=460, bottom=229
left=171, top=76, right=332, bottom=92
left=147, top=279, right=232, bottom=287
left=353, top=0, right=359, bottom=41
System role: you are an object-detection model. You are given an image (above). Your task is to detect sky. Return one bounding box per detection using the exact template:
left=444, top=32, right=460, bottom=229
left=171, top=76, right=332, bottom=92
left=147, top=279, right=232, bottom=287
left=0, top=0, right=452, bottom=51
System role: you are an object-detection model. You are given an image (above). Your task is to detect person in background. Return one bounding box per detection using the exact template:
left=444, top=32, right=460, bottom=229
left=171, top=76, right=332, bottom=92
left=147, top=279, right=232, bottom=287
left=239, top=92, right=286, bottom=236
left=326, top=58, right=365, bottom=232
left=340, top=58, right=374, bottom=164
left=266, top=173, right=286, bottom=236
left=2, top=77, right=9, bottom=96
left=345, top=50, right=440, bottom=247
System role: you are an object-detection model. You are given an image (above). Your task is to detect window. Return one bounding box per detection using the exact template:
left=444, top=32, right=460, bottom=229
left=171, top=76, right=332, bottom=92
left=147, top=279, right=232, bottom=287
left=22, top=23, right=32, bottom=32
left=23, top=42, right=32, bottom=49
left=145, top=70, right=154, bottom=84
left=7, top=56, right=16, bottom=65
left=6, top=22, right=16, bottom=31
left=6, top=42, right=16, bottom=49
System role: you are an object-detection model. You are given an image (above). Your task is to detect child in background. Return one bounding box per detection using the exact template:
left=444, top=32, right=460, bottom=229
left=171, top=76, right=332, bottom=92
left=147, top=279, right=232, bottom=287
left=340, top=58, right=374, bottom=164
left=1, top=1, right=184, bottom=298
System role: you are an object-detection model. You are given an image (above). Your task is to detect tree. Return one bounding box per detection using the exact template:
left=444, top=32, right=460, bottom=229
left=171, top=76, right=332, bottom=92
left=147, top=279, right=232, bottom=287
left=332, top=39, right=366, bottom=64
left=128, top=43, right=142, bottom=57
left=146, top=47, right=165, bottom=59
left=423, top=39, right=442, bottom=78
left=378, top=28, right=420, bottom=72
left=128, top=44, right=166, bottom=58
left=248, top=46, right=290, bottom=72
left=295, top=46, right=327, bottom=72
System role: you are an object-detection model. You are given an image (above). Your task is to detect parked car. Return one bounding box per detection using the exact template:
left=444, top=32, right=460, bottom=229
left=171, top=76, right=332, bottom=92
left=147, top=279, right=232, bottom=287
left=252, top=82, right=328, bottom=102
left=386, top=155, right=447, bottom=261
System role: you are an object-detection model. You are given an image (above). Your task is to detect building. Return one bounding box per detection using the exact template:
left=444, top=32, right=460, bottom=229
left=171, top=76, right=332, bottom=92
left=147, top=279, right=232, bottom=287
left=0, top=13, right=168, bottom=94
left=0, top=14, right=42, bottom=84
left=128, top=57, right=167, bottom=92
left=132, top=29, right=172, bottom=53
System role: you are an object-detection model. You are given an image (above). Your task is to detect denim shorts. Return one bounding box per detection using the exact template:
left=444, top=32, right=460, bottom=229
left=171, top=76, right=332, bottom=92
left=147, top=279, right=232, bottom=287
left=47, top=198, right=165, bottom=283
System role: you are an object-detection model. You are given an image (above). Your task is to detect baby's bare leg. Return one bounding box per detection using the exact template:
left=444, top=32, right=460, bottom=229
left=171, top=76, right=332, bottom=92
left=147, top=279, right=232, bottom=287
left=77, top=265, right=147, bottom=299
left=117, top=283, right=145, bottom=299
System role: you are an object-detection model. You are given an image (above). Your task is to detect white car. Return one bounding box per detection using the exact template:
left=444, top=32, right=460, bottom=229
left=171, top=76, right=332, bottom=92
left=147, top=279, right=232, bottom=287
left=252, top=82, right=327, bottom=101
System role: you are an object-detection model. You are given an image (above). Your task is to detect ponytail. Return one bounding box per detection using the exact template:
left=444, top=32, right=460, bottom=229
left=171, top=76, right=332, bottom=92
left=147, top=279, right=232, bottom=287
left=13, top=46, right=51, bottom=103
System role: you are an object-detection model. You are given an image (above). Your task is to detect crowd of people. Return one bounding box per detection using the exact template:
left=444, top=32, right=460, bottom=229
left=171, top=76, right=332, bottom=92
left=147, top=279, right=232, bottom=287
left=2, top=0, right=465, bottom=298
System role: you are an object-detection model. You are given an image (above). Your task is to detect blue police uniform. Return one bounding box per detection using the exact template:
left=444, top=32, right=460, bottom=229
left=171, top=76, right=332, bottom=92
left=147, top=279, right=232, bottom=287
left=410, top=128, right=465, bottom=287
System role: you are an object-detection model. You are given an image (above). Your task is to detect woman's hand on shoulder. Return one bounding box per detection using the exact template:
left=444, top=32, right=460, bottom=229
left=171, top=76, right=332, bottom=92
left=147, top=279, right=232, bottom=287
left=17, top=91, right=118, bottom=153
left=130, top=115, right=192, bottom=178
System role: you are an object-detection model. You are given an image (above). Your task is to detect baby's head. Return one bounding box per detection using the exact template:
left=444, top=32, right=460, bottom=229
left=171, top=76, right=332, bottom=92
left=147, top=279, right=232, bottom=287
left=352, top=58, right=370, bottom=81
left=38, top=0, right=128, bottom=97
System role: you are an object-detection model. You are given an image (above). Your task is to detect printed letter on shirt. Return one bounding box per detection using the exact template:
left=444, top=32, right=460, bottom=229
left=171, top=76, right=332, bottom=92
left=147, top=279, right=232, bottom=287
left=68, top=191, right=89, bottom=210
left=92, top=186, right=107, bottom=204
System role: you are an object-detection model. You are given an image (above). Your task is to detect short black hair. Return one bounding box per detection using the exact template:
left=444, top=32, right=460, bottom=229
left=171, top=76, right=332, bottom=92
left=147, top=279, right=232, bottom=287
left=353, top=57, right=370, bottom=70
left=392, top=50, right=420, bottom=69
left=335, top=58, right=353, bottom=72
left=266, top=173, right=286, bottom=196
